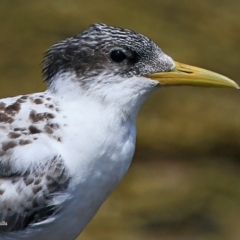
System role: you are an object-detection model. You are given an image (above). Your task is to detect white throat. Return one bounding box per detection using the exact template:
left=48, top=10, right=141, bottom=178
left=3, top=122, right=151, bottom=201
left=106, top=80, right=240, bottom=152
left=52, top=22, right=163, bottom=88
left=48, top=72, right=158, bottom=120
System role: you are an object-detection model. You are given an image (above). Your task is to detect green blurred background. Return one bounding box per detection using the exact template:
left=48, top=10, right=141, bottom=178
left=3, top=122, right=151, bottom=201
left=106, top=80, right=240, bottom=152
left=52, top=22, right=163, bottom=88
left=1, top=0, right=240, bottom=239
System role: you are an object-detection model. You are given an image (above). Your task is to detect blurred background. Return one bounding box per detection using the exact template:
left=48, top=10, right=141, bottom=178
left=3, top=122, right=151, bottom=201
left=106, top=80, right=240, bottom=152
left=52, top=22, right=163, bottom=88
left=1, top=0, right=240, bottom=239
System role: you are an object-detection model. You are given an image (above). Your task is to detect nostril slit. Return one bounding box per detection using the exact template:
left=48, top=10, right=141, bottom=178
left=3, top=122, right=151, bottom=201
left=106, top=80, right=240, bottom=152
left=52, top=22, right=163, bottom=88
left=179, top=70, right=193, bottom=74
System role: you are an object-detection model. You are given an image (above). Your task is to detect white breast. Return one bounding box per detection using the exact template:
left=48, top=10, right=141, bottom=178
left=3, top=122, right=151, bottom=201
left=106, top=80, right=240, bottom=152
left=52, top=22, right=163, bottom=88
left=39, top=96, right=137, bottom=239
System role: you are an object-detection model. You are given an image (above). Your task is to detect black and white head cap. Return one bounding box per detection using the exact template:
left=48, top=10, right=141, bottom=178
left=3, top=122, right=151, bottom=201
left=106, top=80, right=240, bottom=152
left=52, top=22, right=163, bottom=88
left=42, top=23, right=174, bottom=85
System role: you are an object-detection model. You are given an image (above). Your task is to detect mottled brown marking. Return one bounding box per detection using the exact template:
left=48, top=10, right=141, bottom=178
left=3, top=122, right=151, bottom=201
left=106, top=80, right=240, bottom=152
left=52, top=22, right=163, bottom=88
left=0, top=102, right=6, bottom=110
left=0, top=188, right=5, bottom=195
left=45, top=103, right=54, bottom=109
left=53, top=136, right=61, bottom=142
left=29, top=125, right=42, bottom=134
left=29, top=110, right=37, bottom=123
left=17, top=98, right=26, bottom=103
left=44, top=124, right=53, bottom=134
left=33, top=186, right=42, bottom=194
left=29, top=110, right=44, bottom=123
left=39, top=95, right=44, bottom=98
left=38, top=113, right=46, bottom=120
left=8, top=132, right=21, bottom=139
left=0, top=155, right=70, bottom=231
left=14, top=127, right=26, bottom=131
left=20, top=95, right=28, bottom=100
left=46, top=113, right=55, bottom=119
left=19, top=139, right=32, bottom=145
left=50, top=123, right=59, bottom=130
left=0, top=160, right=11, bottom=176
left=46, top=97, right=51, bottom=101
left=2, top=141, right=17, bottom=151
left=33, top=137, right=37, bottom=140
left=34, top=98, right=43, bottom=104
left=0, top=113, right=14, bottom=123
left=29, top=110, right=55, bottom=123
left=34, top=179, right=41, bottom=185
left=33, top=172, right=40, bottom=178
left=5, top=101, right=21, bottom=115
left=24, top=177, right=34, bottom=186
left=46, top=175, right=52, bottom=181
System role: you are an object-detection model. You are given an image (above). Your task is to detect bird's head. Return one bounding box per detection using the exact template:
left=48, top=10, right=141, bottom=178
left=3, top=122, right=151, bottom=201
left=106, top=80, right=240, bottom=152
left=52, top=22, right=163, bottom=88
left=42, top=23, right=238, bottom=105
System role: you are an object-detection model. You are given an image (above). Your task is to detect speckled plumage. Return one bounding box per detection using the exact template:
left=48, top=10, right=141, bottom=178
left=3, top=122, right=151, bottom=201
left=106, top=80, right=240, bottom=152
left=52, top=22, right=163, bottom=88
left=0, top=23, right=175, bottom=239
left=0, top=93, right=70, bottom=232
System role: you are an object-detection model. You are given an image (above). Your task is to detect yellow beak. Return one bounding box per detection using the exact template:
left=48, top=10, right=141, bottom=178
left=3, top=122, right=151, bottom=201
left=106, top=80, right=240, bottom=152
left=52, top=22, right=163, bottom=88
left=146, top=61, right=239, bottom=89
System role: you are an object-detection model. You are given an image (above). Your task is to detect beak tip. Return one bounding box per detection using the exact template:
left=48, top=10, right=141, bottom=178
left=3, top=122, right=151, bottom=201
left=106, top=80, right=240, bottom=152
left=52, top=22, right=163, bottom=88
left=230, top=81, right=240, bottom=89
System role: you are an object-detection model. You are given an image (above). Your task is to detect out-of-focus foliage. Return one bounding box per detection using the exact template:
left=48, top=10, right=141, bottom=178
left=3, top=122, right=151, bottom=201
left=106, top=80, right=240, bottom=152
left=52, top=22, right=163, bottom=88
left=0, top=0, right=240, bottom=239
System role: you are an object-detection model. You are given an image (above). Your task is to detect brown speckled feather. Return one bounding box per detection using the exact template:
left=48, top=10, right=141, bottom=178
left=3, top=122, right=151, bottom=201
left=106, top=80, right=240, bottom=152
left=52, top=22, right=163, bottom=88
left=0, top=93, right=70, bottom=233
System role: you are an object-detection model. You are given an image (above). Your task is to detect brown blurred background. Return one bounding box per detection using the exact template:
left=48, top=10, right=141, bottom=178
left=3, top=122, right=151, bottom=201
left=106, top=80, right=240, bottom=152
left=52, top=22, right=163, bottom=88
left=1, top=0, right=240, bottom=239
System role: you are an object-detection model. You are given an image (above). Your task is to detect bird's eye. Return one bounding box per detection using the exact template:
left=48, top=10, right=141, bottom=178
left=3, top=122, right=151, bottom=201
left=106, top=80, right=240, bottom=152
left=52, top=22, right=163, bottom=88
left=110, top=50, right=127, bottom=63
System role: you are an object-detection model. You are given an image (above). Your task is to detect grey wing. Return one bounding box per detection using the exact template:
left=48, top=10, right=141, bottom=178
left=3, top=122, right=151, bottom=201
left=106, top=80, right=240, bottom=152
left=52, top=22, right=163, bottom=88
left=0, top=154, right=70, bottom=232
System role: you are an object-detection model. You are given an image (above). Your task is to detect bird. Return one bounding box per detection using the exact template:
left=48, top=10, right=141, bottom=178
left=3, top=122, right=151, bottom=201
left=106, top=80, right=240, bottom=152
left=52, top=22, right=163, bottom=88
left=0, top=23, right=238, bottom=240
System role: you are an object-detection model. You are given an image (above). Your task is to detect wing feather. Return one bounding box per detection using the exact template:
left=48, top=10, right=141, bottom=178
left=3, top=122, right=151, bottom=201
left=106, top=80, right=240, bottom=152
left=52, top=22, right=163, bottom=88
left=0, top=94, right=70, bottom=232
left=0, top=155, right=70, bottom=232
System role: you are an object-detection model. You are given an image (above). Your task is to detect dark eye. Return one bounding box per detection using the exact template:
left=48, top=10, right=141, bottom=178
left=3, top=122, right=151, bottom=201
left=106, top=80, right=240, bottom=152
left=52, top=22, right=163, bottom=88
left=110, top=50, right=126, bottom=63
